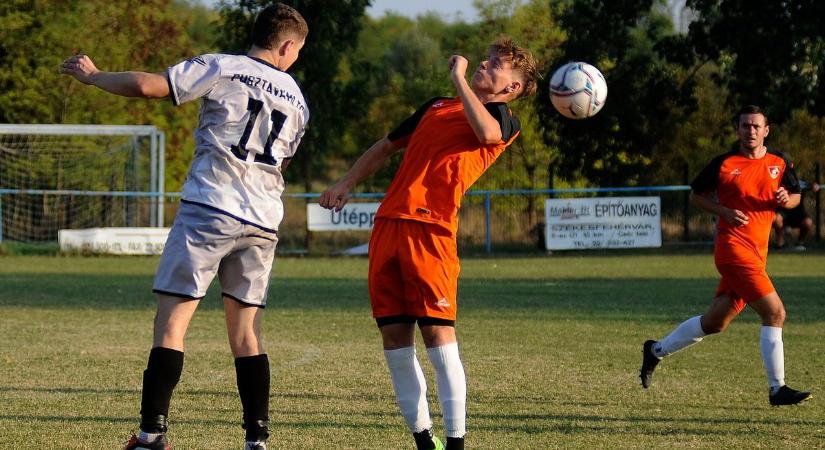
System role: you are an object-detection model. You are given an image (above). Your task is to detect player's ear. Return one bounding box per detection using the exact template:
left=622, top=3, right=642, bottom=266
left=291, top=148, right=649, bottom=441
left=279, top=39, right=295, bottom=57
left=764, top=124, right=770, bottom=137
left=507, top=81, right=521, bottom=96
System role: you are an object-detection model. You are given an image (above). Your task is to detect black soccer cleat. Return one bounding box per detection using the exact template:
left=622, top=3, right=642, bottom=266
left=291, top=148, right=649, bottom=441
left=122, top=432, right=171, bottom=450
left=769, top=385, right=812, bottom=406
left=640, top=340, right=662, bottom=389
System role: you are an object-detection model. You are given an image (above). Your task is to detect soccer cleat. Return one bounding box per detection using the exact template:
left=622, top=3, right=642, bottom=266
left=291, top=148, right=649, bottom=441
left=123, top=432, right=171, bottom=450
left=412, top=429, right=444, bottom=450
left=640, top=339, right=662, bottom=389
left=769, top=385, right=812, bottom=406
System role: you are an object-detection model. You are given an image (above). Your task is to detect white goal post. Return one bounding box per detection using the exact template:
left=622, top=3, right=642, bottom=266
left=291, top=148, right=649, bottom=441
left=0, top=124, right=165, bottom=243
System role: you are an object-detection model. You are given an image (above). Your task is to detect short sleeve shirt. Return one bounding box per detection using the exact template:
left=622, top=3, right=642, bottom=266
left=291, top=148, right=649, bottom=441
left=691, top=147, right=800, bottom=265
left=167, top=54, right=309, bottom=232
left=376, top=97, right=520, bottom=235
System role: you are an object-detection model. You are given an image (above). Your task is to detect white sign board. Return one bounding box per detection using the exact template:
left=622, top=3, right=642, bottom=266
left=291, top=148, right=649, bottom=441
left=545, top=197, right=662, bottom=250
left=58, top=227, right=170, bottom=255
left=307, top=203, right=380, bottom=231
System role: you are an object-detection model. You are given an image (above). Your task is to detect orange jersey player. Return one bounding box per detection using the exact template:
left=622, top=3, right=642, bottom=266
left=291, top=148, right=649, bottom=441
left=639, top=105, right=811, bottom=406
left=319, top=37, right=538, bottom=450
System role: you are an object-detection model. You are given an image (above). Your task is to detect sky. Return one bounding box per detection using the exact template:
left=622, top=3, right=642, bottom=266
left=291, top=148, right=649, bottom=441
left=367, top=0, right=478, bottom=22
left=199, top=0, right=479, bottom=22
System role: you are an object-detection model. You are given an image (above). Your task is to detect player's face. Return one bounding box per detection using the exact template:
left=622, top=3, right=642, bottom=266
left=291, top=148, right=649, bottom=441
left=471, top=53, right=517, bottom=97
left=737, top=113, right=769, bottom=151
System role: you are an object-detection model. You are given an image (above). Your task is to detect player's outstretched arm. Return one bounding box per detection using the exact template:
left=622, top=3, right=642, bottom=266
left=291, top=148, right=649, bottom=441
left=689, top=191, right=749, bottom=227
left=319, top=137, right=398, bottom=212
left=60, top=54, right=169, bottom=99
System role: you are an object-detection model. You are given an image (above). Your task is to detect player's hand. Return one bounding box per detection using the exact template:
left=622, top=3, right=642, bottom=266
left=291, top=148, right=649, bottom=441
left=319, top=183, right=351, bottom=212
left=775, top=187, right=790, bottom=206
left=59, top=54, right=99, bottom=84
left=448, top=55, right=469, bottom=78
left=721, top=208, right=749, bottom=227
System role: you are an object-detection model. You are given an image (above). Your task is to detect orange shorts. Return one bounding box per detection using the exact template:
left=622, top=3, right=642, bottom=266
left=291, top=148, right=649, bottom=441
left=714, top=263, right=776, bottom=313
left=368, top=218, right=459, bottom=325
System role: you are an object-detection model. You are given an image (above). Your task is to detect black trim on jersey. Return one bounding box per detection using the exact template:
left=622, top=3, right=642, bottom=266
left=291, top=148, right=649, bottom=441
left=246, top=56, right=283, bottom=72
left=690, top=149, right=737, bottom=194
left=766, top=147, right=802, bottom=193
left=180, top=199, right=278, bottom=235
left=223, top=292, right=266, bottom=309
left=166, top=71, right=179, bottom=106
left=375, top=315, right=456, bottom=327
left=152, top=289, right=203, bottom=300
left=484, top=102, right=520, bottom=142
left=387, top=97, right=450, bottom=142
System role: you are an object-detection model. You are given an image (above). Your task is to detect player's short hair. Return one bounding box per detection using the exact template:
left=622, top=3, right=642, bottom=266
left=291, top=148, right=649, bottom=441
left=735, top=105, right=769, bottom=126
left=489, top=36, right=538, bottom=99
left=252, top=3, right=309, bottom=50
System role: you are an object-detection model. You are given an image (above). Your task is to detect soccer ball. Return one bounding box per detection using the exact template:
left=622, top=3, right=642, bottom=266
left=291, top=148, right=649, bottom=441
left=549, top=62, right=607, bottom=119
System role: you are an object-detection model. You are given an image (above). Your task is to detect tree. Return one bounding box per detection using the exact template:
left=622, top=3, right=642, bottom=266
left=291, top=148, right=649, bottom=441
left=682, top=0, right=825, bottom=122
left=217, top=0, right=370, bottom=191
left=0, top=0, right=214, bottom=192
left=538, top=0, right=696, bottom=187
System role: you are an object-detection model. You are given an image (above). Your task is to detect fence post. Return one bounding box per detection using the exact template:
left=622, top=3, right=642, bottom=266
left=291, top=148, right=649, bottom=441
left=484, top=192, right=492, bottom=254
left=683, top=163, right=690, bottom=242
left=814, top=161, right=822, bottom=242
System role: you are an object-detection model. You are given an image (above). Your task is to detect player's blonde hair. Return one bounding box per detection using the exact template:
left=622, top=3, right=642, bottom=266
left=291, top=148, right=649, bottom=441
left=253, top=3, right=309, bottom=49
left=489, top=36, right=538, bottom=99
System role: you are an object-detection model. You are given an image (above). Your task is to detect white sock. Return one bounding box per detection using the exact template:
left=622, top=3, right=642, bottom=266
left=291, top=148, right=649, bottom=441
left=384, top=346, right=431, bottom=433
left=137, top=430, right=162, bottom=443
left=427, top=343, right=467, bottom=439
left=653, top=315, right=706, bottom=358
left=760, top=326, right=785, bottom=392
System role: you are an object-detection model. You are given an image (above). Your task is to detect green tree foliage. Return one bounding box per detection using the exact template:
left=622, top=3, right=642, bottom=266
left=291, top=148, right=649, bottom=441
left=681, top=0, right=825, bottom=121
left=217, top=0, right=370, bottom=191
left=539, top=0, right=695, bottom=187
left=0, top=0, right=218, bottom=192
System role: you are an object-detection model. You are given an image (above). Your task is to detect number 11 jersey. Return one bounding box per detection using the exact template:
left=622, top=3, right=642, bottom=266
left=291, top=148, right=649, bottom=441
left=167, top=53, right=309, bottom=232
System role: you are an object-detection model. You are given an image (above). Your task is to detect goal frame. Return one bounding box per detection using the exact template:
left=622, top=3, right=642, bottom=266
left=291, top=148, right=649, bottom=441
left=0, top=124, right=166, bottom=243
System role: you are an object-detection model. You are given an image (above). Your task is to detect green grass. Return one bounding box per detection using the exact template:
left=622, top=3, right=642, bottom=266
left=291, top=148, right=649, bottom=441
left=0, top=253, right=823, bottom=449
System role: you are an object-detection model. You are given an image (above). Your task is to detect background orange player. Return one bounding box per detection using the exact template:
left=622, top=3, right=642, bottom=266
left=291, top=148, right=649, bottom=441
left=640, top=105, right=812, bottom=406
left=319, top=37, right=537, bottom=450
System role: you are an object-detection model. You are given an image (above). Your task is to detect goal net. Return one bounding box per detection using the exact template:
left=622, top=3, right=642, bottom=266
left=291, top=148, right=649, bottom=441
left=0, top=124, right=165, bottom=243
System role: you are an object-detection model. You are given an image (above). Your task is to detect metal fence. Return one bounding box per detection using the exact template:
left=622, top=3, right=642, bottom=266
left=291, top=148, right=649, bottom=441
left=2, top=185, right=821, bottom=254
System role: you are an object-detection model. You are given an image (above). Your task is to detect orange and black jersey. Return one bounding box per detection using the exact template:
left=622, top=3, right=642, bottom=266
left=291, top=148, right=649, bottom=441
left=691, top=147, right=800, bottom=265
left=377, top=96, right=521, bottom=234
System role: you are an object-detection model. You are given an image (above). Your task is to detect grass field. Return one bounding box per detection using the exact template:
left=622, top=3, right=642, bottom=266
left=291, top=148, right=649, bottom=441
left=1, top=253, right=823, bottom=449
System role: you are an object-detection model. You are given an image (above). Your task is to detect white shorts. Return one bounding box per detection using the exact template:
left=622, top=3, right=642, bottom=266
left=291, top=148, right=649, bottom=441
left=153, top=202, right=278, bottom=307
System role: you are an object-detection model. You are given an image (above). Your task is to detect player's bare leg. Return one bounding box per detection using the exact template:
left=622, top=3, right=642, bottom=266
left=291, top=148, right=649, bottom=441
left=420, top=324, right=465, bottom=450
left=640, top=295, right=739, bottom=389
left=224, top=297, right=270, bottom=449
left=748, top=293, right=811, bottom=405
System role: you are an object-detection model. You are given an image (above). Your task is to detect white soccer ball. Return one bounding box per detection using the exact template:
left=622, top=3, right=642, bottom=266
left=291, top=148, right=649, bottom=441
left=549, top=62, right=607, bottom=119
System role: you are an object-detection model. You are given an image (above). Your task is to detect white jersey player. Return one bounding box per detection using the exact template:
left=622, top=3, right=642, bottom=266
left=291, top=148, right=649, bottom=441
left=169, top=53, right=308, bottom=231
left=59, top=4, right=309, bottom=450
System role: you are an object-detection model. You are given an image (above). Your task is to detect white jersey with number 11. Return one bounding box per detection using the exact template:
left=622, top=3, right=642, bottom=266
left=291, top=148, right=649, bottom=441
left=167, top=53, right=309, bottom=232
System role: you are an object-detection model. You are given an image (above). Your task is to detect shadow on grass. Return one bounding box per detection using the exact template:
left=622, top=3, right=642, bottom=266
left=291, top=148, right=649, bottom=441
left=1, top=274, right=822, bottom=322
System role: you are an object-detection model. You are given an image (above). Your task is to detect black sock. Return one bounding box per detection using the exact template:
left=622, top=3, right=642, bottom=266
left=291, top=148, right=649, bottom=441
left=412, top=429, right=436, bottom=450
left=447, top=437, right=465, bottom=450
left=235, top=354, right=270, bottom=441
left=139, top=347, right=184, bottom=433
